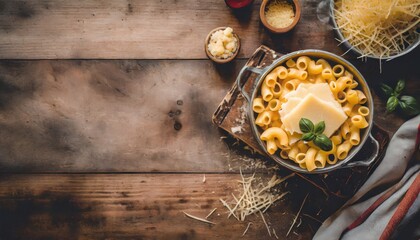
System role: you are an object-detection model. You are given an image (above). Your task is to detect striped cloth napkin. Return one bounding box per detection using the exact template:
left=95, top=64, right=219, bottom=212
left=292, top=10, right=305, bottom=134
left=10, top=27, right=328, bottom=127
left=314, top=115, right=420, bottom=240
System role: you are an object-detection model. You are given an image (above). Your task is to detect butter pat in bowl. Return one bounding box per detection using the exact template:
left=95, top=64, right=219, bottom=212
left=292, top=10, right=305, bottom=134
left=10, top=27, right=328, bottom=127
left=205, top=27, right=240, bottom=64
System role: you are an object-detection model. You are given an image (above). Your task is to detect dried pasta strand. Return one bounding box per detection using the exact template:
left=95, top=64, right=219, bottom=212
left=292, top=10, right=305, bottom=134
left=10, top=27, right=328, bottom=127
left=205, top=208, right=217, bottom=219
left=260, top=211, right=271, bottom=237
left=273, top=228, right=280, bottom=239
left=183, top=211, right=216, bottom=225
left=220, top=198, right=240, bottom=221
left=286, top=193, right=309, bottom=236
left=242, top=222, right=252, bottom=236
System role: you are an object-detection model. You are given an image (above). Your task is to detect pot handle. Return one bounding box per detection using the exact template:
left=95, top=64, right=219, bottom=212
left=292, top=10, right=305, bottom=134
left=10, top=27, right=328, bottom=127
left=236, top=66, right=265, bottom=103
left=341, top=133, right=380, bottom=168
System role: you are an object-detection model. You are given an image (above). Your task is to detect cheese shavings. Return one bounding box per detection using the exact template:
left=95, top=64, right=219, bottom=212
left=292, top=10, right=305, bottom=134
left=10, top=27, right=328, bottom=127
left=265, top=0, right=295, bottom=28
left=334, top=0, right=420, bottom=59
left=220, top=170, right=294, bottom=222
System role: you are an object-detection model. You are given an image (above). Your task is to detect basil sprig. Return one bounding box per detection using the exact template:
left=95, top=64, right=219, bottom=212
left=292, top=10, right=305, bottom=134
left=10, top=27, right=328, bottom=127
left=399, top=96, right=420, bottom=116
left=381, top=80, right=420, bottom=116
left=299, top=118, right=332, bottom=151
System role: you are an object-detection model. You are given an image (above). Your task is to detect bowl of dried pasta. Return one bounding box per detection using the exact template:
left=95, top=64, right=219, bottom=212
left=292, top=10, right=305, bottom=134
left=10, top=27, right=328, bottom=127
left=330, top=0, right=420, bottom=61
left=236, top=49, right=379, bottom=174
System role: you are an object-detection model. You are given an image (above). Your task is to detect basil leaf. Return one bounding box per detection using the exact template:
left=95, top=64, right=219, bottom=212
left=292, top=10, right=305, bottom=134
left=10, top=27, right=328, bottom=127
left=302, top=132, right=315, bottom=141
left=380, top=84, right=394, bottom=98
left=314, top=121, right=326, bottom=135
left=299, top=118, right=314, bottom=133
left=314, top=134, right=333, bottom=151
left=394, top=80, right=405, bottom=96
left=399, top=95, right=420, bottom=116
left=386, top=96, right=399, bottom=112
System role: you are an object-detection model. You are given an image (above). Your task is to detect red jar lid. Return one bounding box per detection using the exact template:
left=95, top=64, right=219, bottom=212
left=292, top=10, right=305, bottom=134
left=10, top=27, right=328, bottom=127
left=225, top=0, right=254, bottom=9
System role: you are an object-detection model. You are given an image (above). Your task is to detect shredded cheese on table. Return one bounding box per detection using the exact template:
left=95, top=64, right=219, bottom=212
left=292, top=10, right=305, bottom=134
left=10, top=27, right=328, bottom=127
left=265, top=0, right=295, bottom=28
left=220, top=170, right=294, bottom=222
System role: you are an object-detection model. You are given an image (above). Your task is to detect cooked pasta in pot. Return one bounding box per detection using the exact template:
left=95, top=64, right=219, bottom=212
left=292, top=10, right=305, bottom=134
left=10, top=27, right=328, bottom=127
left=252, top=56, right=370, bottom=172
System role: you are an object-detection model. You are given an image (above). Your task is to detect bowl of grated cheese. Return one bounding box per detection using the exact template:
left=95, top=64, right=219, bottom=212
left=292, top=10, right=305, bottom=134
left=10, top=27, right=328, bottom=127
left=260, top=0, right=301, bottom=33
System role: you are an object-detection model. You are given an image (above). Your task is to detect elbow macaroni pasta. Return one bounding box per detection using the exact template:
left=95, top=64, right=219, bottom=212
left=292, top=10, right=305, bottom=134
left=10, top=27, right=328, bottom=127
left=275, top=66, right=288, bottom=79
left=286, top=59, right=296, bottom=68
left=287, top=68, right=308, bottom=80
left=321, top=68, right=336, bottom=82
left=264, top=72, right=278, bottom=88
left=316, top=59, right=332, bottom=69
left=268, top=99, right=281, bottom=111
left=284, top=79, right=301, bottom=91
left=252, top=98, right=265, bottom=113
left=261, top=82, right=273, bottom=102
left=332, top=64, right=345, bottom=77
left=255, top=111, right=272, bottom=127
left=296, top=56, right=311, bottom=70
left=308, top=60, right=323, bottom=75
left=271, top=82, right=282, bottom=98
left=253, top=56, right=370, bottom=171
left=260, top=127, right=289, bottom=149
left=314, top=151, right=327, bottom=168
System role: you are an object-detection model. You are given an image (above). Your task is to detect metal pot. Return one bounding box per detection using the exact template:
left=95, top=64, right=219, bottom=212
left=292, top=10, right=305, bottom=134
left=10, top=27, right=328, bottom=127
left=236, top=49, right=379, bottom=174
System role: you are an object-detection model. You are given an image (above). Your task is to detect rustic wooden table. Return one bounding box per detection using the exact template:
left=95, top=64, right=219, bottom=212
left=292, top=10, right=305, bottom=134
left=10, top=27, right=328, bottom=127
left=0, top=1, right=418, bottom=239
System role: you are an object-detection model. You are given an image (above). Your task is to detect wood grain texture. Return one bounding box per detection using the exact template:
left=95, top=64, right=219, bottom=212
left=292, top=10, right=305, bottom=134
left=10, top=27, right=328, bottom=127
left=0, top=173, right=326, bottom=240
left=0, top=60, right=252, bottom=172
left=0, top=0, right=340, bottom=59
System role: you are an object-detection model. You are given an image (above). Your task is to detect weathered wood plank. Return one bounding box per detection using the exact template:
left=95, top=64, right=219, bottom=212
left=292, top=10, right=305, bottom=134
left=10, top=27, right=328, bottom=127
left=0, top=0, right=340, bottom=59
left=0, top=54, right=419, bottom=172
left=0, top=60, right=252, bottom=172
left=0, top=173, right=342, bottom=240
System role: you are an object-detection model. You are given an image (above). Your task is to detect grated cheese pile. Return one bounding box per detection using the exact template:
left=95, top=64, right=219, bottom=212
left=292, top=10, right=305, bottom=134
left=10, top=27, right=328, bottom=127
left=334, top=0, right=420, bottom=58
left=265, top=0, right=295, bottom=28
left=220, top=170, right=293, bottom=222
